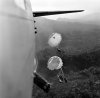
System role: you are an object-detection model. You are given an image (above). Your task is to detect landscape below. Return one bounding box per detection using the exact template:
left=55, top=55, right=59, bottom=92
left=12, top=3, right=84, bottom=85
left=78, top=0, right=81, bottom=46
left=33, top=13, right=100, bottom=98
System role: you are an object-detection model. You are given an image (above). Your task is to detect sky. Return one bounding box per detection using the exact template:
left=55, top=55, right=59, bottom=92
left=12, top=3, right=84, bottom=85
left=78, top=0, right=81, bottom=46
left=30, top=0, right=100, bottom=19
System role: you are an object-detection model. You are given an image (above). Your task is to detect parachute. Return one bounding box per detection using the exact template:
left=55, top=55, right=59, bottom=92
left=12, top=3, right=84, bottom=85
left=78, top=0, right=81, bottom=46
left=47, top=56, right=67, bottom=83
left=48, top=33, right=62, bottom=47
left=47, top=56, right=63, bottom=70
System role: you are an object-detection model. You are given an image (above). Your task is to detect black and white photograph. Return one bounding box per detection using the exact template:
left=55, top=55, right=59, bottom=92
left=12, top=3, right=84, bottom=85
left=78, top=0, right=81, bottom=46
left=0, top=0, right=100, bottom=98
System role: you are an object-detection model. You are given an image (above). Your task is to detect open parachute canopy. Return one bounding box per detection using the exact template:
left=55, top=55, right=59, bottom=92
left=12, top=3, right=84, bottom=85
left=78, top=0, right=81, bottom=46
left=48, top=33, right=62, bottom=47
left=47, top=56, right=63, bottom=70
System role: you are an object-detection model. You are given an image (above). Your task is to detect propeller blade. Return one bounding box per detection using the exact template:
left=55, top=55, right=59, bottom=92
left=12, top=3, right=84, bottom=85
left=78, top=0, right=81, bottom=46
left=33, top=10, right=84, bottom=17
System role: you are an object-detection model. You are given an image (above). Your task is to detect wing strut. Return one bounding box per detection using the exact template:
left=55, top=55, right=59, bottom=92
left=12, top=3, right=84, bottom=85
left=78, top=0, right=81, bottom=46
left=33, top=10, right=84, bottom=17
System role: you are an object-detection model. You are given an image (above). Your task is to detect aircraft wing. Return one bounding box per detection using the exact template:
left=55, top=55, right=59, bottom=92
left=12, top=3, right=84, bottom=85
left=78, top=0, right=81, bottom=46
left=33, top=10, right=84, bottom=17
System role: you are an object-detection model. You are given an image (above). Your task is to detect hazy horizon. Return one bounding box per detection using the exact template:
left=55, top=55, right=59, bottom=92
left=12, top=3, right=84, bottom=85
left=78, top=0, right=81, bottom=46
left=31, top=0, right=100, bottom=20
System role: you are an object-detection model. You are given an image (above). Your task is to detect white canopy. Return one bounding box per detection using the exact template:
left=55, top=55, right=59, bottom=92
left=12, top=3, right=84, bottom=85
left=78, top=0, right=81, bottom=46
left=48, top=33, right=62, bottom=47
left=47, top=56, right=63, bottom=70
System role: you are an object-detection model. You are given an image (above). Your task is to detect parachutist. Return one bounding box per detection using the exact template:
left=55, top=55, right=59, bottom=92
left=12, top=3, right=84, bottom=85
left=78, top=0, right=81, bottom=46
left=57, top=74, right=68, bottom=83
left=57, top=68, right=67, bottom=83
left=57, top=74, right=64, bottom=83
left=57, top=48, right=62, bottom=53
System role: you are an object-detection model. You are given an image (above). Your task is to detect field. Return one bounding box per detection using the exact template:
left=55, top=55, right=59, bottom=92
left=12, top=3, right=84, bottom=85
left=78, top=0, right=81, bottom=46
left=32, top=66, right=100, bottom=98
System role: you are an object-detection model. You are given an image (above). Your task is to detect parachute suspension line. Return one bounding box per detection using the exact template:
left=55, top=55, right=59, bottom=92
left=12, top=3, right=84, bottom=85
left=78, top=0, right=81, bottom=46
left=57, top=68, right=67, bottom=83
left=60, top=68, right=64, bottom=77
left=57, top=68, right=64, bottom=82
